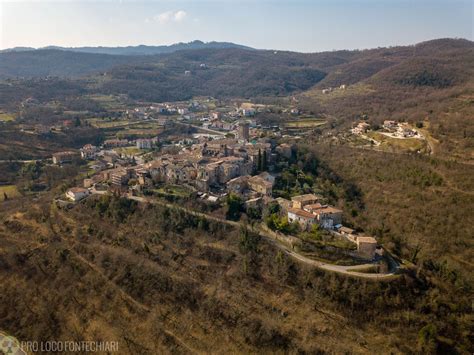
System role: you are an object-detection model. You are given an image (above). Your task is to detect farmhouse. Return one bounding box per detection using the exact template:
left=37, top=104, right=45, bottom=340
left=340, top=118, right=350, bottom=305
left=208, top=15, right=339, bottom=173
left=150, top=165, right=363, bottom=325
left=66, top=187, right=89, bottom=202
left=52, top=151, right=80, bottom=165
left=356, top=236, right=378, bottom=259
left=103, top=139, right=129, bottom=148
left=287, top=208, right=316, bottom=231
left=110, top=169, right=130, bottom=186
left=351, top=122, right=370, bottom=135
left=383, top=120, right=398, bottom=130
left=302, top=203, right=324, bottom=213
left=248, top=175, right=273, bottom=196
left=136, top=137, right=158, bottom=149
left=291, top=194, right=319, bottom=209
left=80, top=144, right=99, bottom=159
left=312, top=205, right=343, bottom=229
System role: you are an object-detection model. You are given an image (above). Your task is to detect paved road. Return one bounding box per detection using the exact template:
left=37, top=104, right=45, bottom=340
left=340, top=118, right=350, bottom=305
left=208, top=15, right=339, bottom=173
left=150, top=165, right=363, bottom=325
left=123, top=194, right=399, bottom=280
left=0, top=159, right=46, bottom=163
left=174, top=121, right=227, bottom=136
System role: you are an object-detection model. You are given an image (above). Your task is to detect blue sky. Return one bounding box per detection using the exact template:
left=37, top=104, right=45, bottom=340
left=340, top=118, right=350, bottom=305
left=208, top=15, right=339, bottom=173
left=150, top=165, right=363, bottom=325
left=0, top=0, right=472, bottom=52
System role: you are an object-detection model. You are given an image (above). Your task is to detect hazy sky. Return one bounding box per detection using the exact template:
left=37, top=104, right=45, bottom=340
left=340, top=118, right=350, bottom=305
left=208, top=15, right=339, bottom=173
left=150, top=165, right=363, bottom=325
left=0, top=0, right=472, bottom=52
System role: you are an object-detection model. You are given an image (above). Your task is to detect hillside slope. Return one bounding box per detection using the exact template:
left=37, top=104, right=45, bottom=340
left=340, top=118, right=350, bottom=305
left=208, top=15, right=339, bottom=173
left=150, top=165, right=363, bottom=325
left=0, top=50, right=144, bottom=78
left=0, top=194, right=471, bottom=353
left=299, top=38, right=474, bottom=161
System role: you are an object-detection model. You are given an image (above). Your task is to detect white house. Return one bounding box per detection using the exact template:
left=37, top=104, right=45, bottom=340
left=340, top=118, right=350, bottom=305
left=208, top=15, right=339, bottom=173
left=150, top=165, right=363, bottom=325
left=66, top=187, right=89, bottom=202
left=287, top=208, right=316, bottom=231
left=178, top=107, right=189, bottom=115
left=136, top=137, right=158, bottom=149
left=242, top=108, right=256, bottom=117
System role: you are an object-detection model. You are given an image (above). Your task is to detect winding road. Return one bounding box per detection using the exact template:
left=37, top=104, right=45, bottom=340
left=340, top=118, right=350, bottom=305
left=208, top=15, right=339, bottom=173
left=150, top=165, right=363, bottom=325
left=120, top=194, right=400, bottom=280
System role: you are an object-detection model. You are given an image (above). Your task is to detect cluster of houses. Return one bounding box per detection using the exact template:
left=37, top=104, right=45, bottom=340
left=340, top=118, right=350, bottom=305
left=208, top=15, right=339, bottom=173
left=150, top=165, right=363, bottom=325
left=276, top=194, right=343, bottom=230
left=53, top=137, right=160, bottom=166
left=64, top=136, right=286, bottom=203
left=126, top=101, right=205, bottom=119
left=108, top=138, right=276, bottom=197
left=383, top=120, right=419, bottom=138
left=62, top=135, right=380, bottom=259
left=277, top=193, right=379, bottom=259
left=350, top=120, right=420, bottom=140
left=126, top=100, right=261, bottom=123
left=322, top=84, right=346, bottom=94
left=351, top=121, right=371, bottom=135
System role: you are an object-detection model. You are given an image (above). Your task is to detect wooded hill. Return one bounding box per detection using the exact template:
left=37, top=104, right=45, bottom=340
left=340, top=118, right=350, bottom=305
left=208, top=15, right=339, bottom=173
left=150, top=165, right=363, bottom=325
left=0, top=38, right=471, bottom=98
left=0, top=40, right=253, bottom=56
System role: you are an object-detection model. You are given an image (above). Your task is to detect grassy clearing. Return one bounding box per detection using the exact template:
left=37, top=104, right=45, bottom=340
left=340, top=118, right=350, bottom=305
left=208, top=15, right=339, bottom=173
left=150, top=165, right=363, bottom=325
left=130, top=122, right=166, bottom=130
left=86, top=118, right=132, bottom=128
left=0, top=185, right=21, bottom=201
left=303, top=83, right=375, bottom=103
left=285, top=118, right=327, bottom=128
left=367, top=131, right=426, bottom=152
left=116, top=129, right=163, bottom=139
left=153, top=184, right=193, bottom=197
left=114, top=147, right=145, bottom=156
left=86, top=94, right=126, bottom=110
left=0, top=112, right=15, bottom=122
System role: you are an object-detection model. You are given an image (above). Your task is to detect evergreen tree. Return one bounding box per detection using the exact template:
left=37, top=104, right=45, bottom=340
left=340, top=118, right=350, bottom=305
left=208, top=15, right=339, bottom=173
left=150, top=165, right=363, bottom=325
left=262, top=150, right=268, bottom=171
left=257, top=149, right=262, bottom=172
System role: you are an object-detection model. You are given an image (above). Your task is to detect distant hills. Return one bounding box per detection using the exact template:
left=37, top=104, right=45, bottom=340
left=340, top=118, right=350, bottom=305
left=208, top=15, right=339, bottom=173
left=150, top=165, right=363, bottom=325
left=0, top=50, right=142, bottom=78
left=0, top=38, right=472, bottom=101
left=0, top=38, right=472, bottom=162
left=0, top=40, right=253, bottom=56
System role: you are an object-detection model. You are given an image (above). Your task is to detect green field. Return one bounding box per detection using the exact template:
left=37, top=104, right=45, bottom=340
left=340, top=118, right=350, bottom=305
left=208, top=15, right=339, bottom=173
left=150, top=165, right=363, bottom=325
left=86, top=118, right=132, bottom=128
left=0, top=112, right=15, bottom=122
left=153, top=184, right=193, bottom=197
left=116, top=129, right=163, bottom=139
left=86, top=94, right=126, bottom=110
left=285, top=118, right=326, bottom=128
left=114, top=147, right=145, bottom=156
left=128, top=122, right=166, bottom=130
left=87, top=119, right=166, bottom=131
left=0, top=185, right=21, bottom=201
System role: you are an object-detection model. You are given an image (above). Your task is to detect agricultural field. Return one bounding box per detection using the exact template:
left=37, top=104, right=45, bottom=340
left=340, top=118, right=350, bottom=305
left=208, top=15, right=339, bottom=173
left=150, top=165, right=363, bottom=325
left=113, top=147, right=146, bottom=156
left=86, top=94, right=127, bottom=110
left=0, top=185, right=21, bottom=201
left=284, top=118, right=326, bottom=128
left=86, top=118, right=133, bottom=128
left=0, top=111, right=15, bottom=122
left=128, top=121, right=167, bottom=130
left=116, top=128, right=163, bottom=139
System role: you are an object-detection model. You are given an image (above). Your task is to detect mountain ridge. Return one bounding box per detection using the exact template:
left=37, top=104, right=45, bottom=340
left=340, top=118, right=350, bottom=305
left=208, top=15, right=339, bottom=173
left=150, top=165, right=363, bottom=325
left=0, top=40, right=254, bottom=56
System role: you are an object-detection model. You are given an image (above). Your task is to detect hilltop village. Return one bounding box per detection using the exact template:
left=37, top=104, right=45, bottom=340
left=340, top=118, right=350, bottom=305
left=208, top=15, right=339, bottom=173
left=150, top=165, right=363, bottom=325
left=50, top=99, right=381, bottom=261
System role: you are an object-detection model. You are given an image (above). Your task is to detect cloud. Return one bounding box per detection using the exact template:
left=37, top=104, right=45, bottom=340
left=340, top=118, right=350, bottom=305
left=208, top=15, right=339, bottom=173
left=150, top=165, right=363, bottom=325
left=149, top=10, right=187, bottom=24
left=174, top=10, right=187, bottom=22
